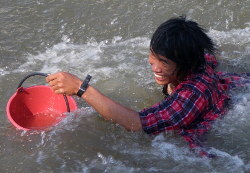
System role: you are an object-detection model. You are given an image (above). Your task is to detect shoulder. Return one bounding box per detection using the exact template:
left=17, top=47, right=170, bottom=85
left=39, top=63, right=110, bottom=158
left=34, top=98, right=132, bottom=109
left=167, top=85, right=208, bottom=111
left=176, top=75, right=211, bottom=96
left=204, top=53, right=218, bottom=69
left=173, top=71, right=220, bottom=104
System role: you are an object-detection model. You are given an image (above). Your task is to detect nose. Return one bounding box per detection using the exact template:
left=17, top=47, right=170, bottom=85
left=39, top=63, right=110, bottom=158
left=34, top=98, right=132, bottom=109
left=151, top=62, right=162, bottom=73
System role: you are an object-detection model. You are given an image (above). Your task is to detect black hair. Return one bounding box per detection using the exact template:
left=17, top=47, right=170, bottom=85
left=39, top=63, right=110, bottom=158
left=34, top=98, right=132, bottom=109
left=150, top=16, right=216, bottom=80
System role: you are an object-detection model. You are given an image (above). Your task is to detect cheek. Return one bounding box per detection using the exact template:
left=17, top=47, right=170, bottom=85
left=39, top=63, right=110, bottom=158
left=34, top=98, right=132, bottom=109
left=168, top=63, right=177, bottom=74
left=163, top=66, right=176, bottom=76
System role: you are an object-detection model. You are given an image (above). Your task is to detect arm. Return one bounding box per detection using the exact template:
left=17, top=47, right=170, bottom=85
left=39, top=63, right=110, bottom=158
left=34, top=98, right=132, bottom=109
left=46, top=72, right=142, bottom=131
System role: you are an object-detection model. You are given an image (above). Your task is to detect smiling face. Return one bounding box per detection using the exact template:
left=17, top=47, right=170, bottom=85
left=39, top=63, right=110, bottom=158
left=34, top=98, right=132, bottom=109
left=148, top=52, right=178, bottom=86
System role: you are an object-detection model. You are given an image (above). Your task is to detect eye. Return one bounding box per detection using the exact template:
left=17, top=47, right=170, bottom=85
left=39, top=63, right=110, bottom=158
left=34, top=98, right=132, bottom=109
left=160, top=59, right=169, bottom=65
left=148, top=56, right=154, bottom=65
left=157, top=55, right=170, bottom=64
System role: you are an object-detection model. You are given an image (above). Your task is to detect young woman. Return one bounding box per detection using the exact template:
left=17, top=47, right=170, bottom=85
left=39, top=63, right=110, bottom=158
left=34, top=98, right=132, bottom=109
left=46, top=16, right=250, bottom=157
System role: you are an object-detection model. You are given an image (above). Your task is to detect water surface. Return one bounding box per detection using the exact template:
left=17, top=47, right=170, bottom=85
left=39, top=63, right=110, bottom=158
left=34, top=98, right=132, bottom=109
left=0, top=0, right=250, bottom=172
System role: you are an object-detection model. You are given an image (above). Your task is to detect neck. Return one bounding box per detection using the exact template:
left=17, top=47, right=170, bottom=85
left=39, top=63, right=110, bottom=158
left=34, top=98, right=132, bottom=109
left=162, top=82, right=178, bottom=96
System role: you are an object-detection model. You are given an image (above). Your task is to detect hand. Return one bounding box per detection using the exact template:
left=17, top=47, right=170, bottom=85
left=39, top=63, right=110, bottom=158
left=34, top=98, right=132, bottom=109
left=46, top=72, right=82, bottom=95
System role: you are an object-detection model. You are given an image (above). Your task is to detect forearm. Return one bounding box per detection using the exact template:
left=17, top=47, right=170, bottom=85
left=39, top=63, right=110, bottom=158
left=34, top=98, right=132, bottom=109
left=45, top=72, right=142, bottom=131
left=82, top=85, right=142, bottom=131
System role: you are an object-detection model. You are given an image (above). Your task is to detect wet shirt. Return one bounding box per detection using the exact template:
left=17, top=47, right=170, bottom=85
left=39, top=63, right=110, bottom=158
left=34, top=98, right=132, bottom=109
left=139, top=54, right=250, bottom=157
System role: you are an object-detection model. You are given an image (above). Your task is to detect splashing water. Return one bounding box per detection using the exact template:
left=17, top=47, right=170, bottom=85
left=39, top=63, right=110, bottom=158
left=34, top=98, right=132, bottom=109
left=0, top=0, right=250, bottom=172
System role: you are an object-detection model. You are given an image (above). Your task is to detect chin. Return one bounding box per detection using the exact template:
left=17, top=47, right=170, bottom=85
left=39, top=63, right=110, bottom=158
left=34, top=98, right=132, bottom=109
left=155, top=80, right=170, bottom=86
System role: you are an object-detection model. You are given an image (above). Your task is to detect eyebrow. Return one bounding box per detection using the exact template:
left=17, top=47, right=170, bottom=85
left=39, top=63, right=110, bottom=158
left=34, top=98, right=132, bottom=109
left=157, top=56, right=169, bottom=64
left=150, top=50, right=170, bottom=64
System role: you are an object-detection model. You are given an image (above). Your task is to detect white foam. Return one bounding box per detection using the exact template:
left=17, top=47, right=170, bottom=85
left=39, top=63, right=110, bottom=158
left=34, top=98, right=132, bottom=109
left=0, top=67, right=10, bottom=76
left=36, top=151, right=48, bottom=165
left=12, top=36, right=150, bottom=86
left=208, top=148, right=245, bottom=172
left=209, top=27, right=250, bottom=62
left=151, top=134, right=206, bottom=162
left=214, top=90, right=250, bottom=133
left=150, top=134, right=247, bottom=172
left=209, top=27, right=250, bottom=46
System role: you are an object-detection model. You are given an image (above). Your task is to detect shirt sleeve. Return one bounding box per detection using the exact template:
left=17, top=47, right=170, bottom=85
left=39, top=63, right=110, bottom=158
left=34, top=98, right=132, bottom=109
left=139, top=88, right=207, bottom=135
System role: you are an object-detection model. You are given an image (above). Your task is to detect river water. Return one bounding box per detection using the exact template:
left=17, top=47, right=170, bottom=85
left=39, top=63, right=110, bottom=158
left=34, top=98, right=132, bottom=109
left=0, top=0, right=250, bottom=172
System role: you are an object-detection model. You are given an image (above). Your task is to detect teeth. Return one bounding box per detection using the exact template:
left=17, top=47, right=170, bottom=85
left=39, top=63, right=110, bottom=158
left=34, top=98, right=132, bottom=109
left=154, top=73, right=164, bottom=78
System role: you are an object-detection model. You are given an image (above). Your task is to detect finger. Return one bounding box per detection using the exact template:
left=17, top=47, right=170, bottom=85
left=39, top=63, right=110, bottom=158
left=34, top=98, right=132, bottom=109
left=46, top=73, right=59, bottom=82
left=51, top=84, right=60, bottom=91
left=54, top=88, right=65, bottom=94
left=48, top=79, right=59, bottom=87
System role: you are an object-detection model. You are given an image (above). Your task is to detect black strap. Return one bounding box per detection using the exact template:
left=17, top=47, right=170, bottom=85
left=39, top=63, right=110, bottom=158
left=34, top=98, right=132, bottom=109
left=77, top=74, right=92, bottom=97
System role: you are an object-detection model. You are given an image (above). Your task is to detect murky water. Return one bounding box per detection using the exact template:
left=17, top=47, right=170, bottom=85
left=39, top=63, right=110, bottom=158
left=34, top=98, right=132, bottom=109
left=0, top=0, right=250, bottom=172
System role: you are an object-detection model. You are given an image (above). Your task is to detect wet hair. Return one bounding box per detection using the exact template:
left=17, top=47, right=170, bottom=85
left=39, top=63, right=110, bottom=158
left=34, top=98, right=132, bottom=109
left=150, top=16, right=216, bottom=80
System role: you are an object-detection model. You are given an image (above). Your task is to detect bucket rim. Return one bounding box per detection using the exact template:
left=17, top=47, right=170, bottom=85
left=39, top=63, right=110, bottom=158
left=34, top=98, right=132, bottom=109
left=6, top=90, right=29, bottom=130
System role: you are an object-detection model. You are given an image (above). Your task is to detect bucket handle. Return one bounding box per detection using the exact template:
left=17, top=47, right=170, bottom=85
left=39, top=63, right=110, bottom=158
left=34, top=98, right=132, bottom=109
left=17, top=72, right=71, bottom=112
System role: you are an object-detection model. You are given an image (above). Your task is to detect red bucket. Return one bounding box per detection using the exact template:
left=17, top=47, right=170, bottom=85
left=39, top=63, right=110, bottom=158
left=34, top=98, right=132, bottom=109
left=6, top=72, right=77, bottom=130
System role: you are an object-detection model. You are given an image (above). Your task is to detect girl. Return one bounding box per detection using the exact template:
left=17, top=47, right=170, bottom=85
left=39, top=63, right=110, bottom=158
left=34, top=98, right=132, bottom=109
left=46, top=16, right=250, bottom=157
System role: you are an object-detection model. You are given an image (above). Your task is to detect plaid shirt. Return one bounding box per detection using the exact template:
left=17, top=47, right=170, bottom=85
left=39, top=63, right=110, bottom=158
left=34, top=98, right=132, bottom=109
left=139, top=54, right=250, bottom=157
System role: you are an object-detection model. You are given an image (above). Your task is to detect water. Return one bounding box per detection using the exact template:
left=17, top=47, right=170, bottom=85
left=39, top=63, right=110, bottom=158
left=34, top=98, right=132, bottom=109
left=0, top=0, right=250, bottom=172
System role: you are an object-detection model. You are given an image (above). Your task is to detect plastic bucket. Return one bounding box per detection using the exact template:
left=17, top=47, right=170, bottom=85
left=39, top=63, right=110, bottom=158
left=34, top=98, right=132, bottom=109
left=6, top=72, right=77, bottom=130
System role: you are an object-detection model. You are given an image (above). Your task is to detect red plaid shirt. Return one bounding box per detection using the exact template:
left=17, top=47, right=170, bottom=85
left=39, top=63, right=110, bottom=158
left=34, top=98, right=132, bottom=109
left=139, top=54, right=250, bottom=157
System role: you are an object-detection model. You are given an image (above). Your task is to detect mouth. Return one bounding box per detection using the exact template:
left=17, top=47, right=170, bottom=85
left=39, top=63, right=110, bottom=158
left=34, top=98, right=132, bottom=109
left=154, top=73, right=167, bottom=81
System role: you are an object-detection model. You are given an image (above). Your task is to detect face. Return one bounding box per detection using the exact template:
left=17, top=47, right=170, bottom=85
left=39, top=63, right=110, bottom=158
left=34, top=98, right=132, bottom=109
left=148, top=52, right=177, bottom=85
